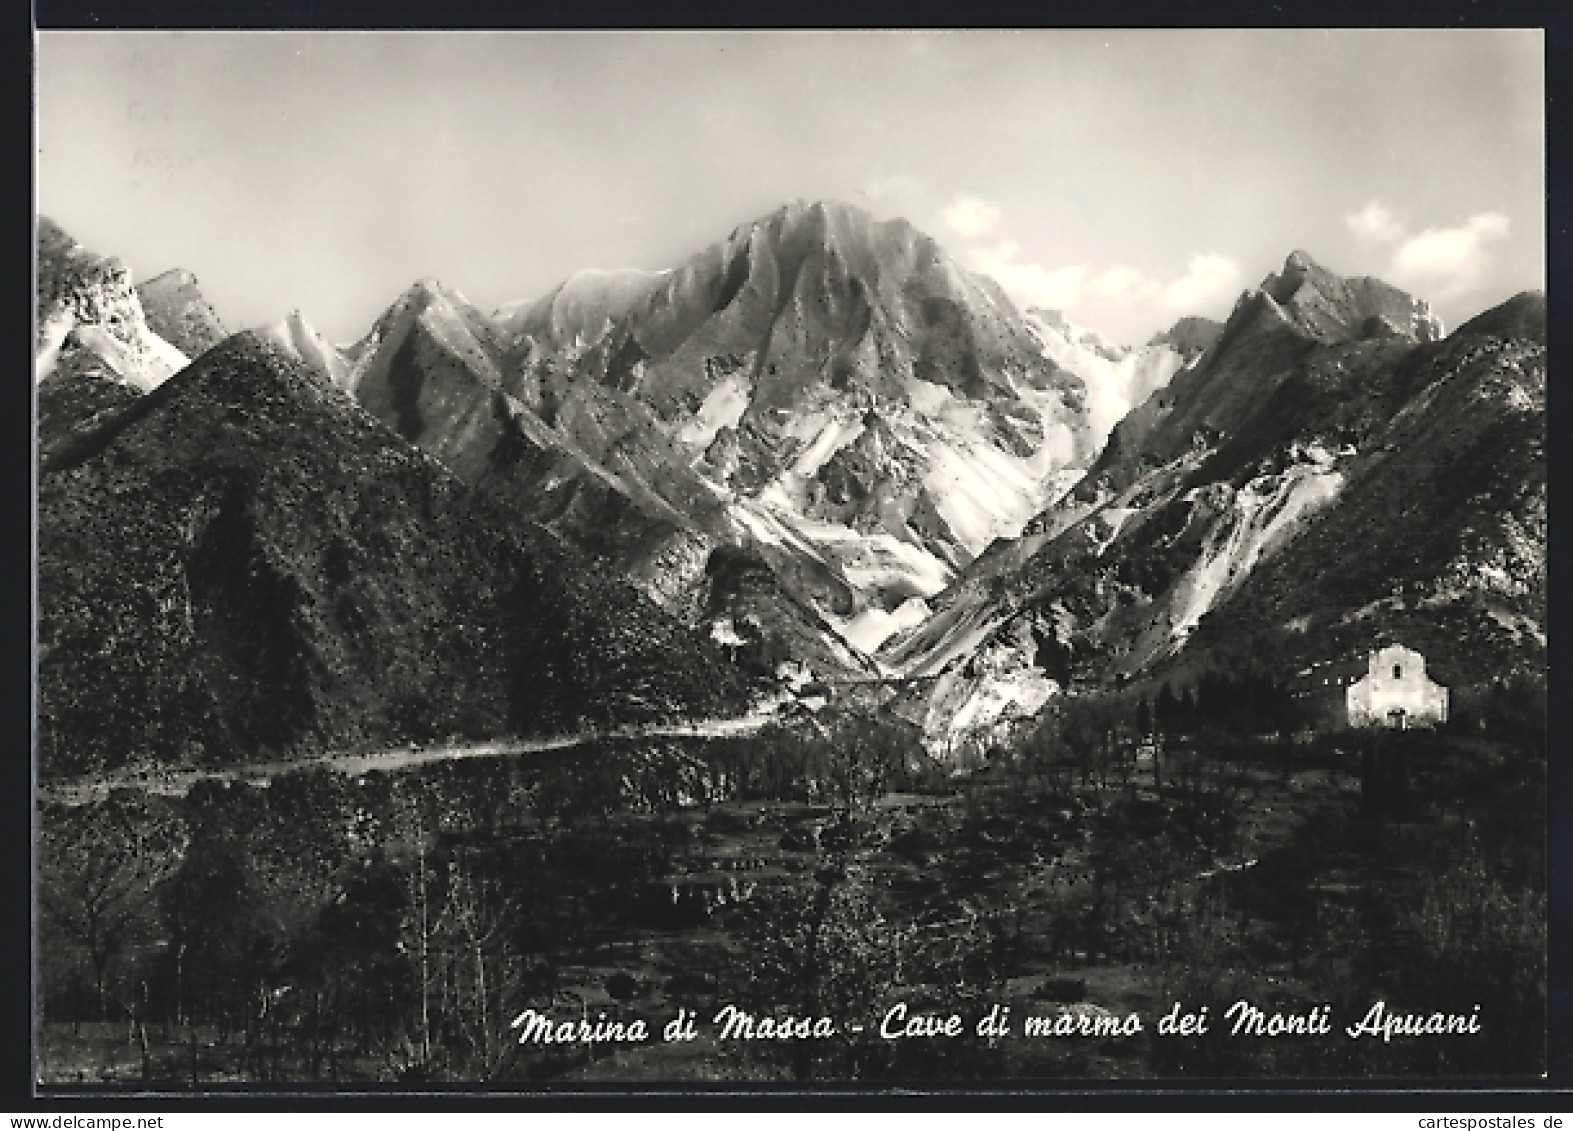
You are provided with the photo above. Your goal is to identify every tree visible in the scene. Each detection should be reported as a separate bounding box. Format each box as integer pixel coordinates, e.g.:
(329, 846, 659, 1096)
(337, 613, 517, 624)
(824, 712, 909, 817)
(280, 852, 412, 1080)
(157, 837, 255, 1031)
(428, 849, 518, 1080)
(729, 867, 910, 1080)
(1155, 681, 1179, 736)
(38, 794, 186, 1023)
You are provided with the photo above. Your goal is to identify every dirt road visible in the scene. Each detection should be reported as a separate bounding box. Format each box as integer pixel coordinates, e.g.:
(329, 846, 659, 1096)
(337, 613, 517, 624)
(37, 712, 777, 809)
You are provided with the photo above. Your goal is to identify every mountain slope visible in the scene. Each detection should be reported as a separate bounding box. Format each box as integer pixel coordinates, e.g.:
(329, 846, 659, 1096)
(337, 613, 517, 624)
(326, 277, 801, 656)
(135, 268, 229, 357)
(884, 255, 1541, 757)
(506, 198, 1093, 562)
(1185, 292, 1544, 679)
(37, 333, 751, 778)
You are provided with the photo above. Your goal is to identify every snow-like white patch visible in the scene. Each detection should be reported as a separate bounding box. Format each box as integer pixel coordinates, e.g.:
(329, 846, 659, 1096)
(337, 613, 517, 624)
(923, 650, 1058, 759)
(1287, 439, 1343, 468)
(897, 365, 1089, 557)
(70, 323, 187, 392)
(34, 313, 74, 382)
(145, 329, 189, 377)
(1025, 309, 1188, 451)
(1165, 464, 1345, 644)
(833, 597, 933, 655)
(906, 378, 954, 416)
(788, 413, 865, 480)
(727, 497, 830, 564)
(259, 312, 350, 387)
(747, 496, 953, 595)
(838, 536, 952, 599)
(727, 491, 957, 654)
(1084, 505, 1138, 555)
(921, 436, 1062, 555)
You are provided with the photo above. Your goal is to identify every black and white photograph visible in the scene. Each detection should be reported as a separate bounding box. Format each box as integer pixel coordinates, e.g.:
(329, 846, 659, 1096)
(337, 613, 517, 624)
(31, 29, 1548, 1089)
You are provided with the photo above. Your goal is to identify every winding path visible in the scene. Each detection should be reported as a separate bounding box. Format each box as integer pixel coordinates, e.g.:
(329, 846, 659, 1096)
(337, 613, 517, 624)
(37, 712, 777, 810)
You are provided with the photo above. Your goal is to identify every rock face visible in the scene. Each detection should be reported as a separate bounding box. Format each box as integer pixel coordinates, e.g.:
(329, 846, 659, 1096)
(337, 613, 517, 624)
(1263, 249, 1444, 344)
(35, 217, 191, 392)
(886, 254, 1542, 760)
(338, 199, 1097, 671)
(35, 219, 206, 470)
(325, 276, 775, 657)
(508, 199, 1093, 563)
(36, 333, 751, 777)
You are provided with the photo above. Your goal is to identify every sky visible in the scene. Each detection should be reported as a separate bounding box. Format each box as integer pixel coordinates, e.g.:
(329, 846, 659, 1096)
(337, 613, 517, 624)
(36, 30, 1545, 347)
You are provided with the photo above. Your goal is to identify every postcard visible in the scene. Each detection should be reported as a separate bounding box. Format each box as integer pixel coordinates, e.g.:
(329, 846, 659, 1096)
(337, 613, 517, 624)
(32, 28, 1548, 1092)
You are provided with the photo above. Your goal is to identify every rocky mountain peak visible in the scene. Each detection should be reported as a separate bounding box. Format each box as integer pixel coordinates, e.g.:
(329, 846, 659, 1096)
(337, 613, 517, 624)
(1272, 248, 1322, 291)
(35, 216, 190, 391)
(1255, 249, 1443, 345)
(405, 277, 455, 308)
(346, 199, 1100, 668)
(256, 310, 352, 387)
(136, 267, 228, 358)
(37, 218, 131, 334)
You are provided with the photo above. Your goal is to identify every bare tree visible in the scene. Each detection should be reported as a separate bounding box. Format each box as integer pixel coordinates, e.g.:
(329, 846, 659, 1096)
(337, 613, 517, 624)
(39, 794, 186, 1022)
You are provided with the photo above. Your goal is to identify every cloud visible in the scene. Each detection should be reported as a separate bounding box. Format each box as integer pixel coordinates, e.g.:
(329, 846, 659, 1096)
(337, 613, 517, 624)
(1158, 253, 1242, 310)
(941, 195, 1002, 239)
(1345, 200, 1406, 245)
(1088, 265, 1162, 305)
(1344, 200, 1513, 298)
(1052, 257, 1239, 314)
(935, 195, 1237, 325)
(965, 240, 1086, 311)
(1391, 212, 1510, 292)
(965, 244, 1240, 322)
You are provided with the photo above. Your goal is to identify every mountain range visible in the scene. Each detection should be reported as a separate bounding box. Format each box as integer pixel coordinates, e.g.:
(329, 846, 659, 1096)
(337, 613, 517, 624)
(32, 203, 1545, 772)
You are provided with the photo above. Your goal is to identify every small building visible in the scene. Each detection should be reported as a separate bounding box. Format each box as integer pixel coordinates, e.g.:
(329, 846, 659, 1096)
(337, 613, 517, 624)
(1346, 644, 1448, 729)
